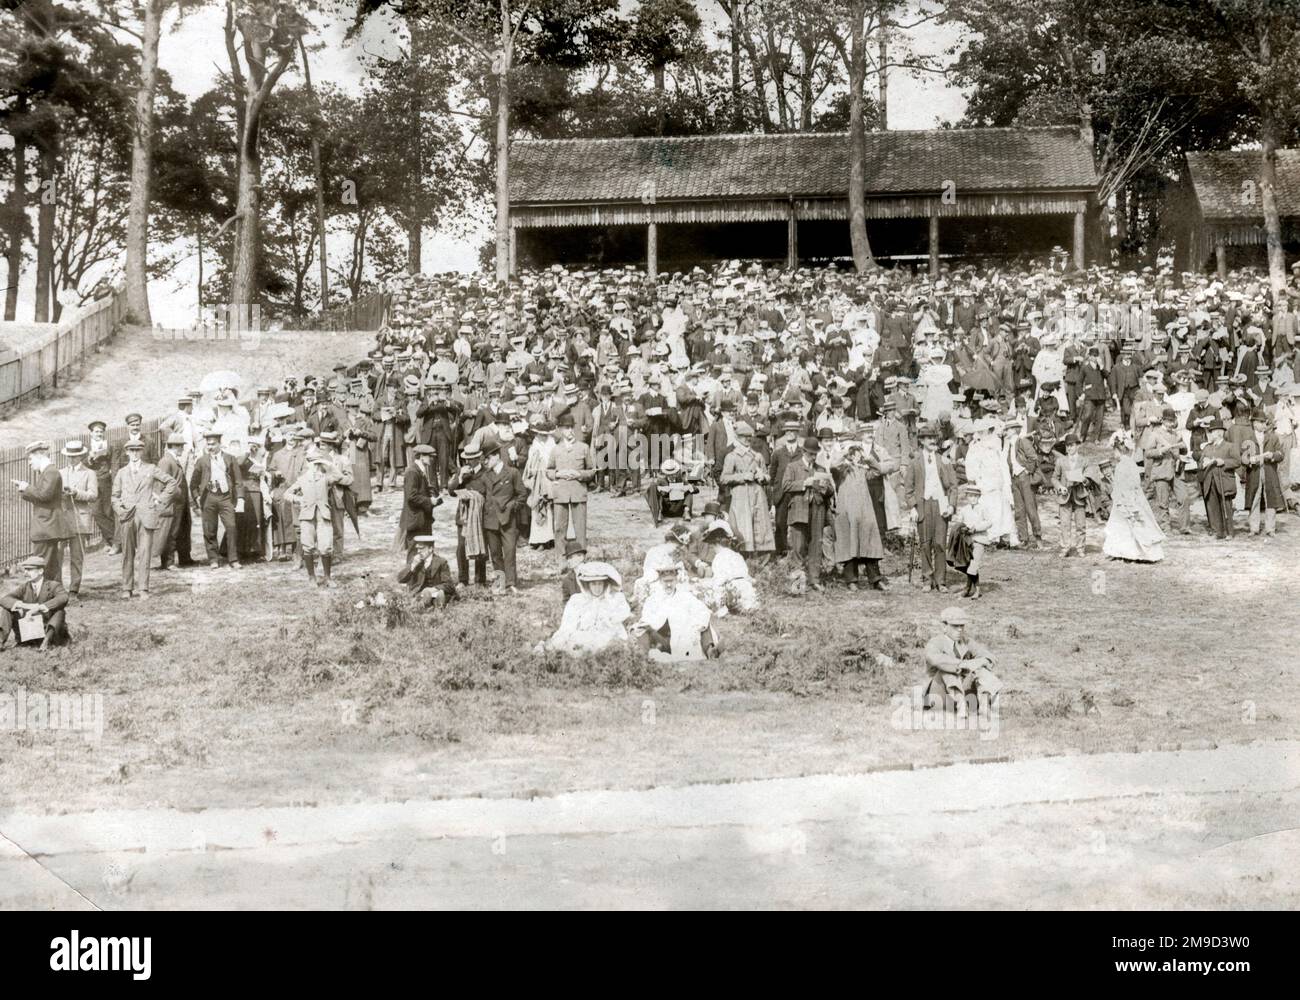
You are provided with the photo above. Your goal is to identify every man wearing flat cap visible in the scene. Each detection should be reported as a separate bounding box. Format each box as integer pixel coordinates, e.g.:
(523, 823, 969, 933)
(284, 448, 343, 587)
(157, 432, 193, 569)
(397, 535, 457, 608)
(111, 438, 178, 598)
(15, 440, 75, 585)
(924, 606, 1001, 723)
(86, 420, 116, 547)
(0, 555, 70, 651)
(395, 443, 441, 556)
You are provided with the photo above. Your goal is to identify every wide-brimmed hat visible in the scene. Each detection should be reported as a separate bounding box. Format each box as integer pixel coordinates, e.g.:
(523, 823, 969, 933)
(575, 561, 621, 587)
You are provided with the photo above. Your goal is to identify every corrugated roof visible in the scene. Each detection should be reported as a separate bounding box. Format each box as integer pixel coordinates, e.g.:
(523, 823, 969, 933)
(510, 127, 1098, 204)
(1185, 149, 1300, 220)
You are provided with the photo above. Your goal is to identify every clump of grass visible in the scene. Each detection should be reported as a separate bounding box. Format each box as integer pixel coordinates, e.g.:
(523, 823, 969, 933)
(1032, 691, 1076, 718)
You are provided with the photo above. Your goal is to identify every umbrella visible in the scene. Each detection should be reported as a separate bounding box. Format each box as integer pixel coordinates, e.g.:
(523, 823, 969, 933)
(200, 370, 242, 393)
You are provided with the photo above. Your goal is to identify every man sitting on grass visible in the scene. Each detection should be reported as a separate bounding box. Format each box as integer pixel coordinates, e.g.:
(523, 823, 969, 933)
(0, 555, 71, 652)
(923, 605, 1000, 723)
(631, 557, 721, 662)
(544, 561, 631, 657)
(397, 534, 457, 609)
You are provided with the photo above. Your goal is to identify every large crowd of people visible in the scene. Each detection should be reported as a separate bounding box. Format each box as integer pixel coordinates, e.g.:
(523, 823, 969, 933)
(9, 256, 1300, 689)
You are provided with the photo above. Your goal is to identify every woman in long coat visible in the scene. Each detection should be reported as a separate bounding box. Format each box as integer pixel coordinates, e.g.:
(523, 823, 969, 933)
(831, 442, 887, 588)
(1240, 412, 1286, 534)
(522, 423, 557, 547)
(721, 423, 774, 562)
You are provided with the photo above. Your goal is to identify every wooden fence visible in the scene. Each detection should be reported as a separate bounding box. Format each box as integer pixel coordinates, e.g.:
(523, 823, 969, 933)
(0, 418, 165, 576)
(0, 286, 127, 410)
(301, 290, 391, 332)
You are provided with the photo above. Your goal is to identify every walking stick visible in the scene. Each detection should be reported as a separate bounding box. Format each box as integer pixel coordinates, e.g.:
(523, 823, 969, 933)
(907, 528, 916, 585)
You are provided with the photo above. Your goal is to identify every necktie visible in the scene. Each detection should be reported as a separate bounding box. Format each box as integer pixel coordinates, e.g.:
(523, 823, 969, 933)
(212, 456, 229, 493)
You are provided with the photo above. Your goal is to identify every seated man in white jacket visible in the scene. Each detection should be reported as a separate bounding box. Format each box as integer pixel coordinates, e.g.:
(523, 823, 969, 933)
(632, 556, 720, 662)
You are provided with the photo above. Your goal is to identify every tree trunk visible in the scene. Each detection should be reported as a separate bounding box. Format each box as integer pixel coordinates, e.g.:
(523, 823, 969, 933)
(729, 6, 742, 129)
(877, 17, 888, 130)
(124, 0, 161, 326)
(404, 17, 423, 275)
(299, 36, 330, 305)
(35, 141, 55, 322)
(3, 97, 26, 322)
(1115, 185, 1128, 253)
(494, 14, 511, 284)
(846, 2, 875, 271)
(654, 64, 666, 135)
(1259, 113, 1287, 308)
(230, 111, 261, 308)
(197, 221, 204, 316)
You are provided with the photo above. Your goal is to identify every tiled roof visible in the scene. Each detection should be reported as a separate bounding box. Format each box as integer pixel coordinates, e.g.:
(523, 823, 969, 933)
(1185, 149, 1300, 220)
(510, 127, 1098, 204)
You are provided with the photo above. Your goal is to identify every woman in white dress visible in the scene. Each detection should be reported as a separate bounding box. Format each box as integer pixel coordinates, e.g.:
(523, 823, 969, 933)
(1103, 431, 1165, 562)
(917, 348, 954, 424)
(963, 418, 1019, 545)
(545, 562, 632, 658)
(210, 389, 251, 458)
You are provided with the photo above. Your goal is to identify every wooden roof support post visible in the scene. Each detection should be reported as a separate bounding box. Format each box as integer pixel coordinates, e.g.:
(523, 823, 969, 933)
(647, 222, 658, 283)
(928, 210, 939, 277)
(1215, 238, 1228, 279)
(787, 199, 798, 270)
(1073, 209, 1086, 271)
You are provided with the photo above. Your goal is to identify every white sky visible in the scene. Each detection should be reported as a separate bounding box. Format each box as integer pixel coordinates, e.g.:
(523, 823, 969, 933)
(9, 1, 969, 327)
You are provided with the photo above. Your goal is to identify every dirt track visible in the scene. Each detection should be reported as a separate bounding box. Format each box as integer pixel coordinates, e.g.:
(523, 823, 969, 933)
(4, 743, 1297, 909)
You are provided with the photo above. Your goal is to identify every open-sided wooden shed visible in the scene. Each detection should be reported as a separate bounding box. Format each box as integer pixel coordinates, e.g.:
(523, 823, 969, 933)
(507, 126, 1099, 276)
(1175, 149, 1300, 275)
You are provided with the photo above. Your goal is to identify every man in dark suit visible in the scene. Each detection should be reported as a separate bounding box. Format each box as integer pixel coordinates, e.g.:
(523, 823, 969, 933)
(416, 384, 461, 494)
(397, 534, 457, 608)
(0, 554, 70, 650)
(1199, 419, 1239, 539)
(1075, 349, 1108, 443)
(767, 421, 802, 556)
(901, 424, 958, 591)
(1107, 345, 1142, 428)
(590, 383, 628, 493)
(156, 433, 192, 569)
(477, 443, 527, 592)
(15, 441, 73, 583)
(189, 431, 246, 568)
(395, 444, 440, 555)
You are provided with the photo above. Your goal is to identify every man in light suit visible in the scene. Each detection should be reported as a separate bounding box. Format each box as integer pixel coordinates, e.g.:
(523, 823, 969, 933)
(546, 413, 595, 560)
(190, 430, 246, 568)
(111, 440, 178, 598)
(284, 449, 344, 587)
